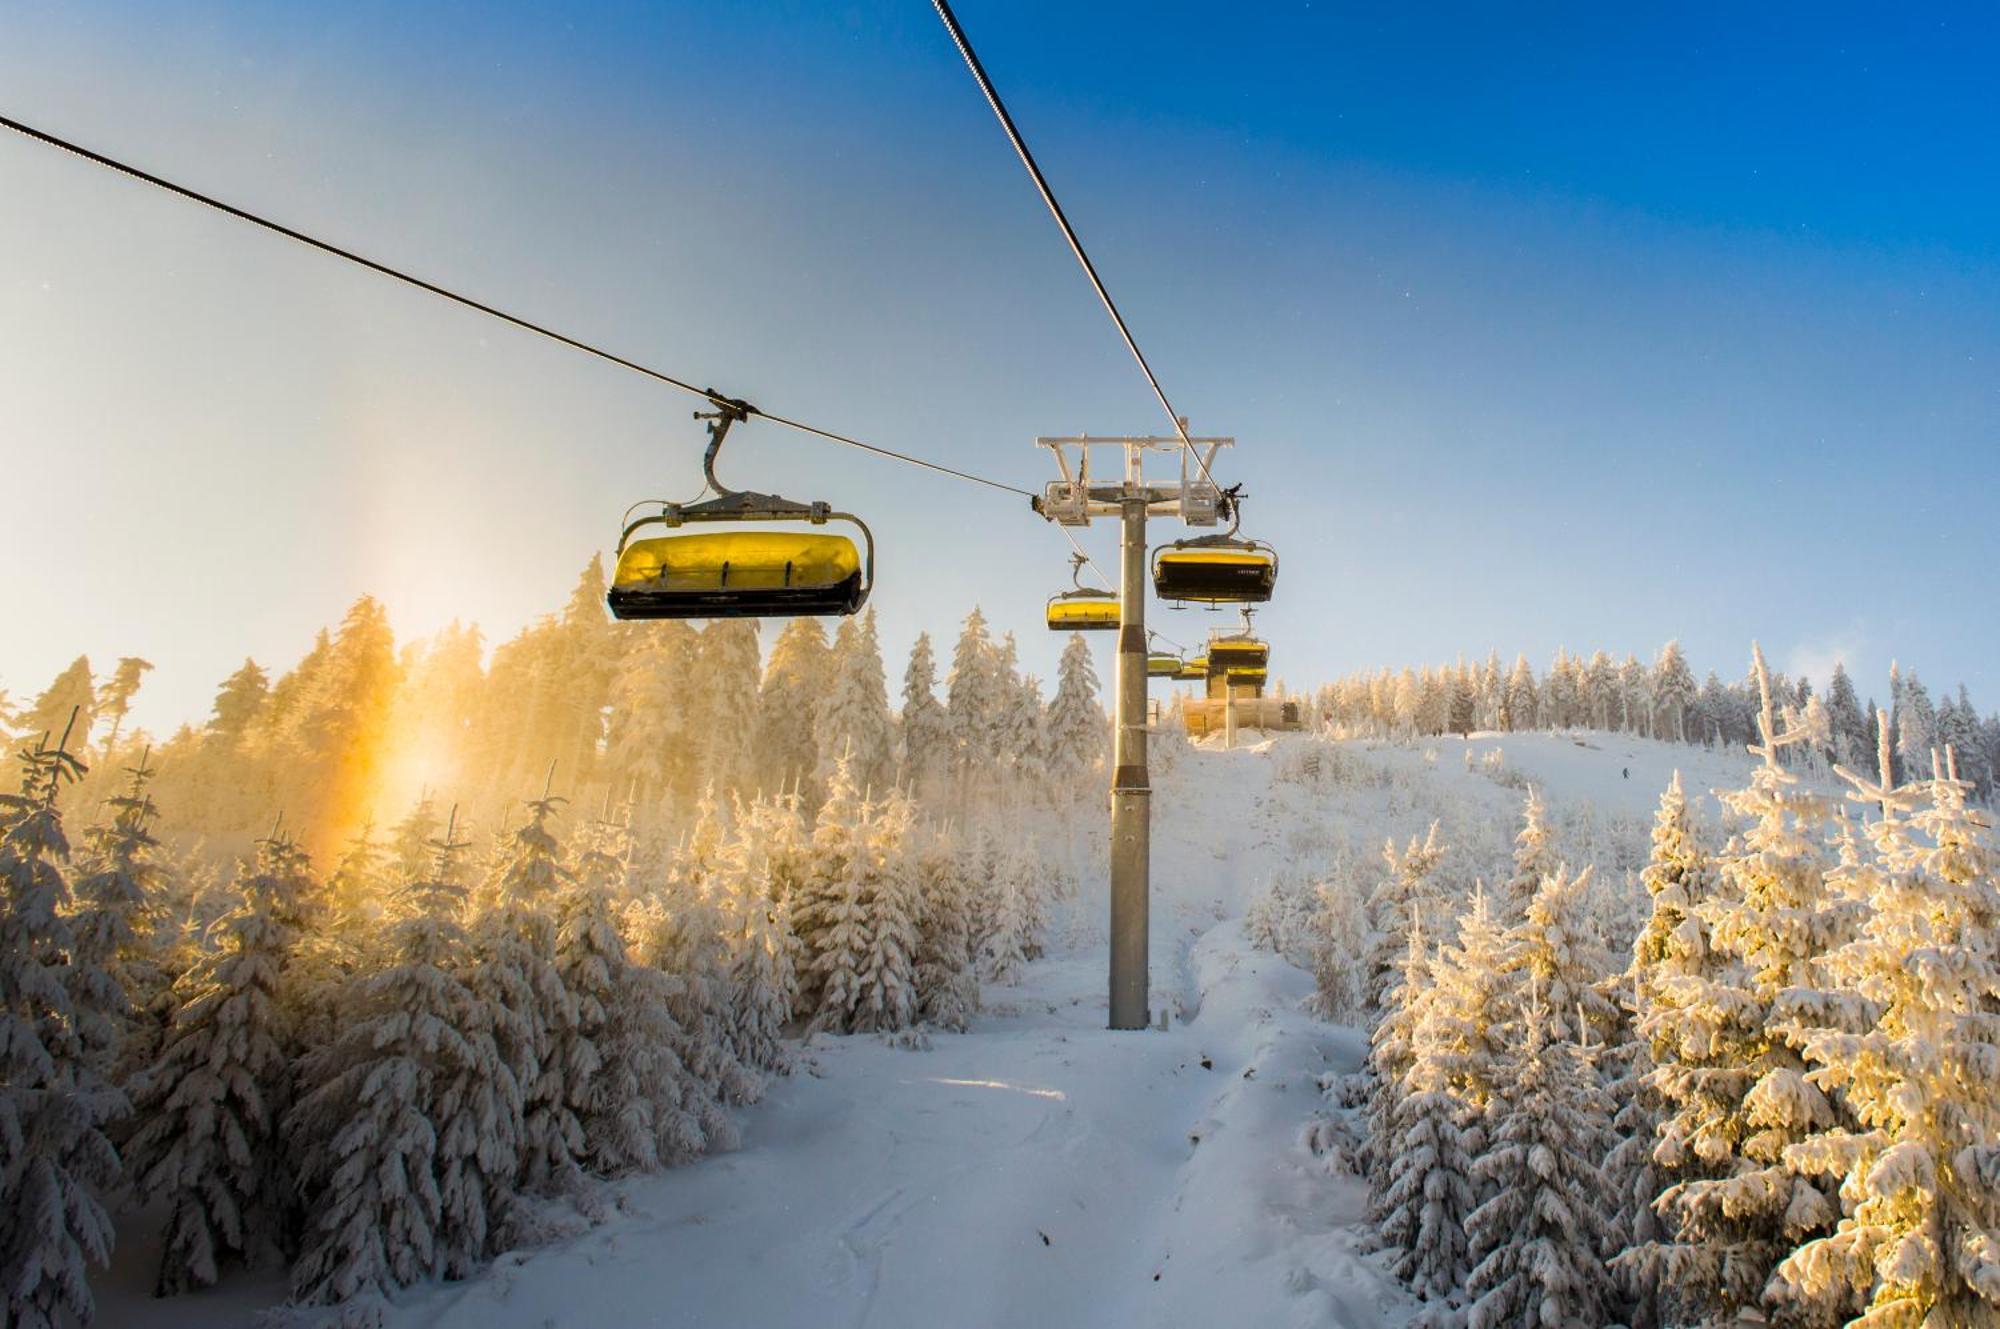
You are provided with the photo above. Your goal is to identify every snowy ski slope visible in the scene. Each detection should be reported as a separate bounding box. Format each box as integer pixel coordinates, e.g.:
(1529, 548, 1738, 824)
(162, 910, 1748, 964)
(95, 731, 1782, 1329)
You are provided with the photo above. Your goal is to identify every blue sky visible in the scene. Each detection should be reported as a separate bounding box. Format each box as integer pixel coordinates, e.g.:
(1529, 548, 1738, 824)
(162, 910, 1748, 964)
(3, 1, 1996, 734)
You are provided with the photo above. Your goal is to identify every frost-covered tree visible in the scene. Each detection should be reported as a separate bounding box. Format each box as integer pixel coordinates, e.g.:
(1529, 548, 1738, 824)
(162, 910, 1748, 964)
(1377, 940, 1477, 1305)
(1825, 663, 1868, 769)
(694, 620, 762, 796)
(817, 609, 895, 797)
(1504, 863, 1617, 1045)
(899, 632, 952, 801)
(795, 757, 878, 1027)
(1545, 647, 1581, 730)
(475, 789, 582, 1196)
(1306, 872, 1370, 1022)
(1771, 745, 2000, 1324)
(556, 822, 700, 1178)
(1464, 994, 1616, 1329)
(1651, 646, 1850, 1324)
(946, 608, 1004, 797)
(1653, 640, 1698, 745)
(601, 620, 699, 811)
(1501, 654, 1537, 733)
(1044, 633, 1104, 792)
(1368, 916, 1432, 1206)
(851, 789, 922, 1032)
(1891, 666, 1935, 786)
(981, 849, 1037, 987)
(288, 813, 523, 1311)
(718, 793, 805, 1074)
(94, 656, 153, 757)
(0, 732, 123, 1329)
(1366, 823, 1447, 1013)
(1447, 664, 1477, 737)
(126, 831, 305, 1293)
(912, 826, 978, 1031)
(1424, 885, 1514, 1121)
(999, 673, 1048, 791)
(655, 791, 763, 1114)
(71, 750, 167, 1076)
(1609, 771, 1714, 1326)
(1498, 786, 1558, 920)
(19, 657, 96, 759)
(758, 617, 831, 798)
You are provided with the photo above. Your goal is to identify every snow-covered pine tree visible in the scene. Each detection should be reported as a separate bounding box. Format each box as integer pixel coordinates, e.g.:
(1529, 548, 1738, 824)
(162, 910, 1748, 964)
(1939, 685, 1991, 797)
(288, 811, 524, 1311)
(899, 632, 952, 802)
(981, 853, 1033, 987)
(1365, 822, 1447, 1014)
(912, 824, 978, 1031)
(18, 658, 96, 764)
(1825, 663, 1868, 769)
(1607, 771, 1714, 1329)
(93, 656, 153, 758)
(1448, 663, 1478, 737)
(325, 820, 389, 933)
(1044, 632, 1104, 794)
(1464, 992, 1617, 1329)
(851, 788, 922, 1032)
(1001, 673, 1048, 795)
(1498, 786, 1557, 920)
(0, 730, 124, 1329)
(600, 619, 699, 813)
(1545, 647, 1580, 730)
(126, 828, 307, 1293)
(1503, 862, 1618, 1045)
(556, 819, 701, 1177)
(1306, 870, 1370, 1022)
(475, 786, 583, 1196)
(1653, 640, 1698, 745)
(757, 617, 831, 799)
(1892, 668, 1935, 786)
(1651, 646, 1850, 1324)
(945, 608, 1003, 800)
(694, 620, 762, 797)
(1771, 742, 2000, 1324)
(1501, 654, 1537, 733)
(1376, 934, 1477, 1306)
(1619, 653, 1652, 737)
(1367, 916, 1431, 1204)
(796, 756, 878, 1027)
(71, 749, 166, 1079)
(1422, 884, 1514, 1127)
(639, 790, 762, 1120)
(717, 793, 804, 1074)
(816, 609, 895, 798)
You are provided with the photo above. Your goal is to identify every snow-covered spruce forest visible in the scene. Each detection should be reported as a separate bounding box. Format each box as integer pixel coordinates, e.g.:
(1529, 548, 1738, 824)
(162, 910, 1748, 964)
(4, 557, 2000, 1327)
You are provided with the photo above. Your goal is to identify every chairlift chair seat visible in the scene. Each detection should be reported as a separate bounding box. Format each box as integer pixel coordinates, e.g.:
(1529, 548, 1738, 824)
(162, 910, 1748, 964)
(1205, 638, 1270, 674)
(1046, 592, 1120, 631)
(609, 530, 866, 619)
(1152, 543, 1276, 605)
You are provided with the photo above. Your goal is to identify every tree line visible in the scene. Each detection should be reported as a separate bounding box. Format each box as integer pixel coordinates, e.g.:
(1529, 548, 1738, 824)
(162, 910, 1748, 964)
(1311, 641, 1999, 801)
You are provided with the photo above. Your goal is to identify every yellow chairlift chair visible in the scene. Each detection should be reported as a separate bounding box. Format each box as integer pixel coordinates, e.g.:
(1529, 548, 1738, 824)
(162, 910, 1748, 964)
(1045, 552, 1119, 631)
(608, 397, 874, 621)
(1152, 494, 1276, 605)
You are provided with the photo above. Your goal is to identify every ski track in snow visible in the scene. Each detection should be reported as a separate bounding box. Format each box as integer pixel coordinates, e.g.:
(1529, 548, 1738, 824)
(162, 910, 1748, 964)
(94, 731, 1785, 1329)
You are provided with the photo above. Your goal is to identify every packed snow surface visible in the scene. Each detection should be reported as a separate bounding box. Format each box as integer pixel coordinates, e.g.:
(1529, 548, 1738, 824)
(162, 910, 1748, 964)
(96, 732, 1779, 1329)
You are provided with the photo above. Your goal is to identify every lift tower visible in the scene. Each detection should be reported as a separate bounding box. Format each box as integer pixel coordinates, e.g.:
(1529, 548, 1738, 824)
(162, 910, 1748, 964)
(1035, 431, 1232, 1029)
